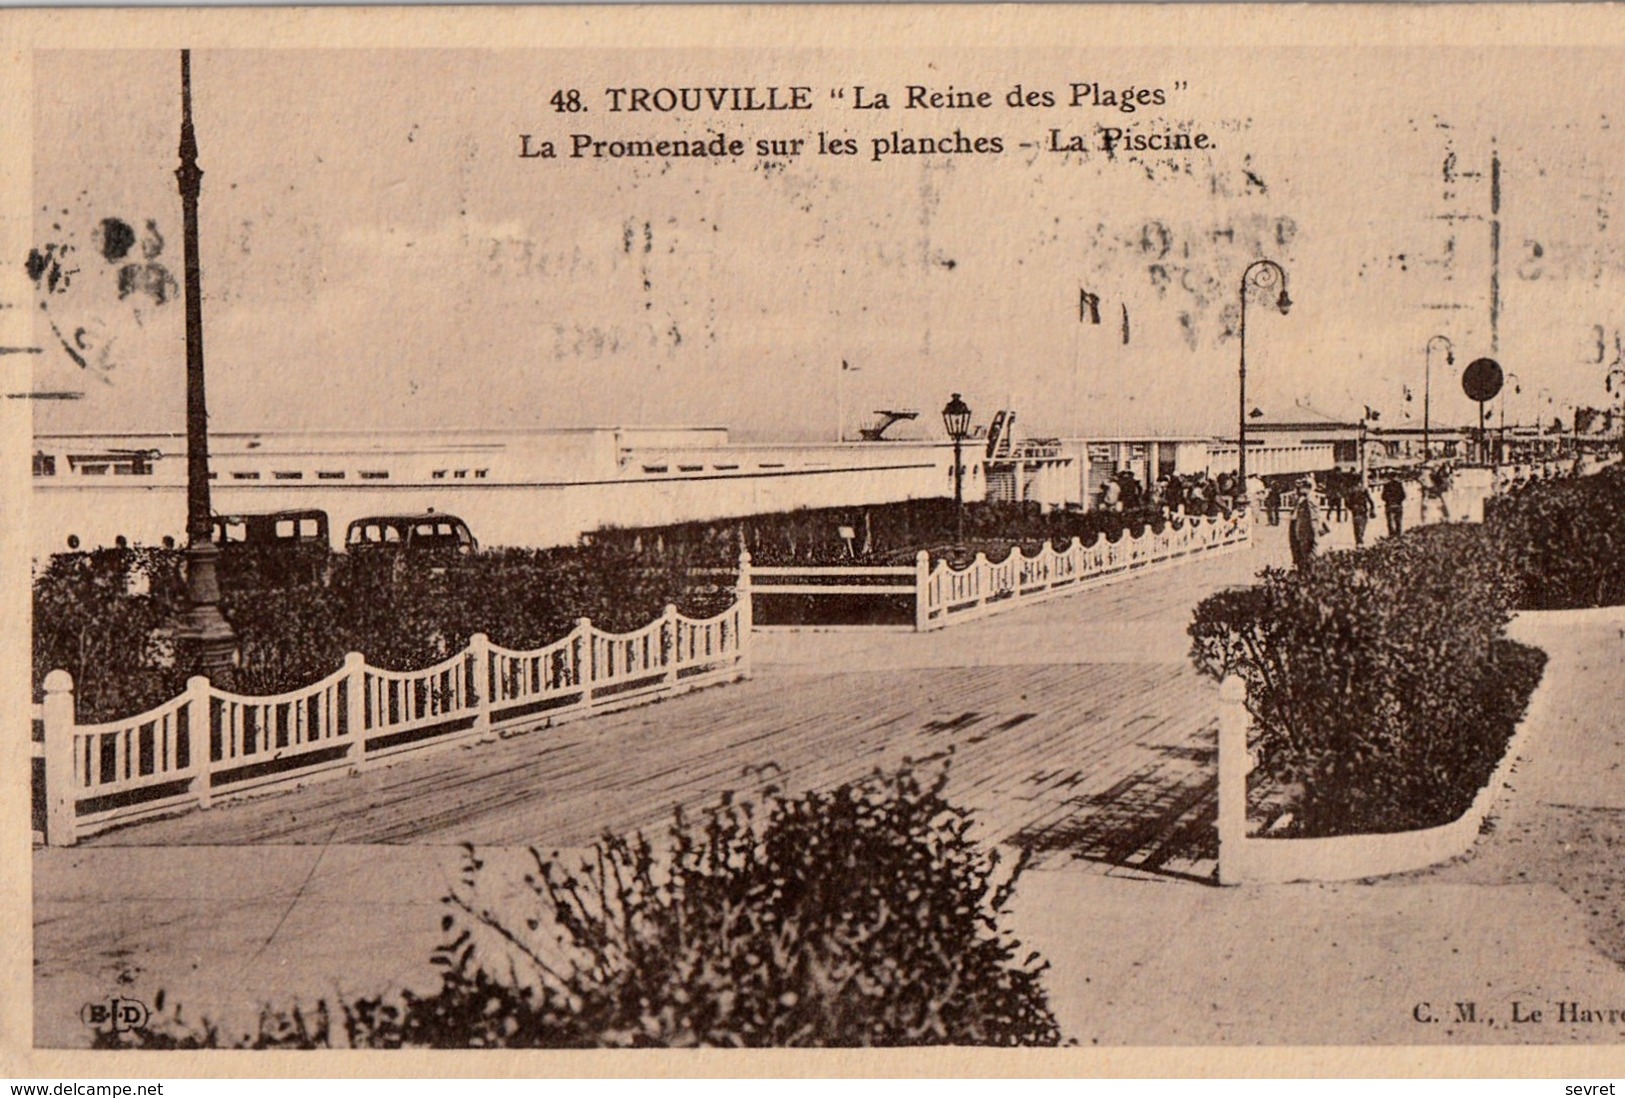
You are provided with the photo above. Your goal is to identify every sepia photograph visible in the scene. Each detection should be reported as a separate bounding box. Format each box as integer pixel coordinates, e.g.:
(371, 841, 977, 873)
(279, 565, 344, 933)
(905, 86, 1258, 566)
(6, 5, 1625, 1073)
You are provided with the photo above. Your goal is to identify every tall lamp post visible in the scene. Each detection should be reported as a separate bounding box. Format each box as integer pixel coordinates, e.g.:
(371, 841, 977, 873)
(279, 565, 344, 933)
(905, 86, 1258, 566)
(1609, 364, 1625, 460)
(1424, 335, 1453, 462)
(1501, 372, 1520, 466)
(175, 50, 237, 671)
(1237, 260, 1292, 487)
(942, 393, 972, 544)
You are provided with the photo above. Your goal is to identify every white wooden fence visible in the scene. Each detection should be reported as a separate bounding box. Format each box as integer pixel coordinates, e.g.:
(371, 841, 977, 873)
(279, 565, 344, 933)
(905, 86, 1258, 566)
(746, 511, 1252, 631)
(34, 600, 751, 846)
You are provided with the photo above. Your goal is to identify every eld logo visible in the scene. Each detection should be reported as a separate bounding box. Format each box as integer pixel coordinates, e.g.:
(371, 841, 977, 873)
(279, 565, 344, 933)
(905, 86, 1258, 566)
(80, 997, 150, 1034)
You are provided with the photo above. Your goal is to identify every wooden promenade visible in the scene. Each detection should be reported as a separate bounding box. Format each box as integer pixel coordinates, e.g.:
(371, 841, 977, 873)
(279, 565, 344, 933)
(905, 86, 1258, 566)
(87, 524, 1299, 883)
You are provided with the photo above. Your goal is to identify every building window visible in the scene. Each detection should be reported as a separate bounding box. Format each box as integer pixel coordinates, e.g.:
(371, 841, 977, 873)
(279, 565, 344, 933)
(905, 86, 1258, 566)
(274, 471, 304, 480)
(454, 469, 468, 478)
(317, 470, 345, 480)
(69, 452, 152, 475)
(32, 453, 55, 476)
(475, 469, 489, 478)
(642, 464, 669, 474)
(432, 470, 448, 479)
(359, 470, 389, 480)
(232, 471, 261, 481)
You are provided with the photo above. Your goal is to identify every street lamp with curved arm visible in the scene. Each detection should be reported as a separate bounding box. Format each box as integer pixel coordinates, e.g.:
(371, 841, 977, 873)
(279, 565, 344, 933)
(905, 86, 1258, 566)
(1238, 259, 1291, 486)
(1424, 335, 1454, 461)
(1500, 371, 1520, 465)
(1535, 386, 1556, 454)
(1608, 364, 1625, 459)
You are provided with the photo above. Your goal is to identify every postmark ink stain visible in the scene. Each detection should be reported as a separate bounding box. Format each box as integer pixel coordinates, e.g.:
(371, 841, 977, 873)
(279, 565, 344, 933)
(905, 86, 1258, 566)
(141, 219, 165, 260)
(99, 218, 136, 262)
(25, 244, 77, 295)
(117, 263, 177, 305)
(116, 219, 178, 304)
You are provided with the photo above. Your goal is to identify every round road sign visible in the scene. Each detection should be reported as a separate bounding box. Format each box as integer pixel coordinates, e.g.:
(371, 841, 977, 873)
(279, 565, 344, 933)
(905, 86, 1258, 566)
(1462, 357, 1504, 403)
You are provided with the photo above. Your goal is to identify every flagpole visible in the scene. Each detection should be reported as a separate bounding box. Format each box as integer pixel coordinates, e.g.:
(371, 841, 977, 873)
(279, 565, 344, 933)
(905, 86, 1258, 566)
(836, 360, 845, 442)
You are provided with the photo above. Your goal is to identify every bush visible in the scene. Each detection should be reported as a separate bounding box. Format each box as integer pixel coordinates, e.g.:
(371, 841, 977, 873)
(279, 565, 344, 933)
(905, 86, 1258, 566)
(33, 543, 733, 723)
(34, 496, 1211, 723)
(95, 766, 1063, 1048)
(1190, 525, 1545, 836)
(1486, 463, 1625, 609)
(590, 497, 1173, 567)
(31, 548, 190, 722)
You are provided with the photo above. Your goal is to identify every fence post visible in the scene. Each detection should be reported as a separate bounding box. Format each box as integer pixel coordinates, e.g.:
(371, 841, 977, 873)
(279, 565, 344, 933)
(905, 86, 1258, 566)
(1216, 674, 1252, 886)
(663, 605, 681, 690)
(468, 633, 492, 736)
(343, 652, 366, 774)
(974, 552, 990, 610)
(914, 550, 931, 632)
(188, 674, 215, 809)
(578, 618, 596, 709)
(42, 670, 78, 847)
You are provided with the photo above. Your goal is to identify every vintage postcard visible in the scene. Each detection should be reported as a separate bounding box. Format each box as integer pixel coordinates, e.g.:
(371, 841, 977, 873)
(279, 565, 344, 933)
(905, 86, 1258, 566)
(6, 3, 1625, 1078)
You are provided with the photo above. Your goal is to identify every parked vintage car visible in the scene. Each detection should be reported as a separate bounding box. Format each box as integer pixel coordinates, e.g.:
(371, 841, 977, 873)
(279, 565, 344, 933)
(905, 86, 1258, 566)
(344, 512, 478, 554)
(211, 509, 330, 548)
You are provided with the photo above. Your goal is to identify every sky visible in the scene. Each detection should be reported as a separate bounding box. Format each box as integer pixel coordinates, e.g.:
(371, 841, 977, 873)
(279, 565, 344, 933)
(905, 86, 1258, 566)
(26, 45, 1625, 442)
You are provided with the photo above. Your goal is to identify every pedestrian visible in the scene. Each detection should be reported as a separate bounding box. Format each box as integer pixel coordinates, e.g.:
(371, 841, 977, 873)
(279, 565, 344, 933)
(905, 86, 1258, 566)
(1426, 462, 1455, 523)
(1288, 477, 1328, 569)
(1349, 477, 1375, 547)
(1246, 473, 1268, 517)
(1381, 475, 1406, 538)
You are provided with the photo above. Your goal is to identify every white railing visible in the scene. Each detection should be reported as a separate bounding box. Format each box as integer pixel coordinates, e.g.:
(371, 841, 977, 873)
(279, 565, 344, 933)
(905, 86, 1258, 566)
(740, 511, 1251, 631)
(36, 599, 751, 846)
(919, 510, 1252, 629)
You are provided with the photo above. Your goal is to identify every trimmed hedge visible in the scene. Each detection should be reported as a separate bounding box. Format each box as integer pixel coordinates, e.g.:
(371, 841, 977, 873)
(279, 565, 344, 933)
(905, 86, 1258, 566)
(590, 497, 1177, 567)
(33, 544, 731, 724)
(33, 496, 1206, 723)
(1486, 462, 1625, 610)
(94, 766, 1062, 1048)
(1189, 463, 1625, 836)
(1190, 525, 1546, 836)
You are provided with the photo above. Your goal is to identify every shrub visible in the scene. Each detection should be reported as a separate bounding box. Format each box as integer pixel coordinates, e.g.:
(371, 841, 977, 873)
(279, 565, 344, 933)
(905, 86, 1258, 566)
(33, 543, 732, 723)
(95, 766, 1063, 1048)
(590, 497, 1173, 566)
(1190, 525, 1545, 836)
(31, 548, 190, 722)
(34, 496, 1214, 723)
(1486, 463, 1625, 610)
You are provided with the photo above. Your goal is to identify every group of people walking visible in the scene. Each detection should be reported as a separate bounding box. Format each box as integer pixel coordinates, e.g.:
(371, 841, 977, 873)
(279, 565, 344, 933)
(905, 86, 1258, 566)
(1283, 466, 1447, 569)
(1098, 469, 1246, 519)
